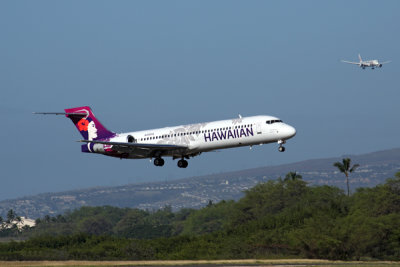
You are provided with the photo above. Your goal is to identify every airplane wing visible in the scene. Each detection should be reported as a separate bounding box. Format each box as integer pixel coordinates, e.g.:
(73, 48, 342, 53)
(341, 60, 360, 65)
(380, 61, 391, 64)
(79, 140, 188, 155)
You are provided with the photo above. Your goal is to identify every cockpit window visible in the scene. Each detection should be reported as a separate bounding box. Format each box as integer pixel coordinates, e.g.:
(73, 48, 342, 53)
(266, 120, 282, 124)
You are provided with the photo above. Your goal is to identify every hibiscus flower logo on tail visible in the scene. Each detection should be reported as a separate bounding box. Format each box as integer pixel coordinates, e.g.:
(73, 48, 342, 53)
(77, 118, 89, 132)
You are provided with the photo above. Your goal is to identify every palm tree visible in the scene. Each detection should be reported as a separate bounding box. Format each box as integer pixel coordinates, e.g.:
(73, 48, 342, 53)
(333, 158, 360, 196)
(284, 171, 303, 181)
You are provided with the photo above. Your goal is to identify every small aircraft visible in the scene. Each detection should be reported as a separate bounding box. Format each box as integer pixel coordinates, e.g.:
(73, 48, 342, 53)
(34, 106, 296, 168)
(341, 54, 391, 69)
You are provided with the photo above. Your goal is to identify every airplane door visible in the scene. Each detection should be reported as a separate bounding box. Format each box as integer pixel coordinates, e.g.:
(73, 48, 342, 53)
(256, 123, 262, 134)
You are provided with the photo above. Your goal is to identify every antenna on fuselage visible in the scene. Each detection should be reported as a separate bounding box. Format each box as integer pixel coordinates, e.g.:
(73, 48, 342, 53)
(238, 114, 242, 119)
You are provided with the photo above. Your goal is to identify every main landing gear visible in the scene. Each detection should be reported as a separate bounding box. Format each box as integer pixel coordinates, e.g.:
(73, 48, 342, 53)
(153, 157, 189, 168)
(177, 159, 188, 168)
(278, 140, 286, 152)
(154, 157, 165, 167)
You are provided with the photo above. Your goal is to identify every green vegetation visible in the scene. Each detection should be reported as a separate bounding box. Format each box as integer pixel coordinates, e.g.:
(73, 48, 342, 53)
(1, 171, 400, 261)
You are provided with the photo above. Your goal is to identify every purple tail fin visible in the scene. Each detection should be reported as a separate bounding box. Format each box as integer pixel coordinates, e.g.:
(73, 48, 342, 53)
(64, 106, 115, 140)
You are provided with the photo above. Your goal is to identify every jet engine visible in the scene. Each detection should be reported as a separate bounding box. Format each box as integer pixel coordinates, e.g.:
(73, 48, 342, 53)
(92, 143, 105, 153)
(127, 135, 136, 143)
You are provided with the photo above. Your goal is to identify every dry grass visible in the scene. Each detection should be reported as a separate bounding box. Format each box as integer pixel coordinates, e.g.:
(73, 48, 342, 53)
(0, 259, 400, 267)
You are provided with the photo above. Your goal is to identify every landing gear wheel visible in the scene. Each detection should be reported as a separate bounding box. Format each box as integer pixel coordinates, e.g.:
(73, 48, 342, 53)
(278, 146, 285, 152)
(177, 159, 188, 168)
(154, 158, 165, 166)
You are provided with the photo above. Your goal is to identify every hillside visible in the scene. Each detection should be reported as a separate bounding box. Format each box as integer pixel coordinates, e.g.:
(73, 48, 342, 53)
(1, 148, 400, 219)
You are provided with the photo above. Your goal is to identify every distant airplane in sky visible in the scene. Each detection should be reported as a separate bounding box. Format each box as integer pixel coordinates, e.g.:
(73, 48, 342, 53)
(341, 54, 391, 69)
(35, 106, 296, 168)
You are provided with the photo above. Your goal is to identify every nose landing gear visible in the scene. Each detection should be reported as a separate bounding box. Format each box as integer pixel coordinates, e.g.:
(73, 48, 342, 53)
(278, 140, 286, 152)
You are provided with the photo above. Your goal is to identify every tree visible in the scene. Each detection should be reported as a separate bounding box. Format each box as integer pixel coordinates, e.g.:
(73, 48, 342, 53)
(284, 171, 302, 181)
(333, 158, 359, 196)
(79, 216, 113, 235)
(7, 209, 15, 223)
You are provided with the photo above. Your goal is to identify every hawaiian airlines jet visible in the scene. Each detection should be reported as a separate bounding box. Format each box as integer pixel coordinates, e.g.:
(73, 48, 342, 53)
(35, 106, 296, 168)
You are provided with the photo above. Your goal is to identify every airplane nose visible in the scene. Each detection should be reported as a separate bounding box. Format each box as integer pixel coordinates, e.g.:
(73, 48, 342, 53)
(284, 125, 296, 139)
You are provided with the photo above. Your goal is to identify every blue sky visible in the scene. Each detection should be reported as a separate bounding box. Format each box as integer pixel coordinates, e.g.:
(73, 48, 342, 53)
(1, 1, 399, 201)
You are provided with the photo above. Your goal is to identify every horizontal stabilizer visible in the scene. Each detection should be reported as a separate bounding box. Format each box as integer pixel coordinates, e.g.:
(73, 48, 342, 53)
(33, 112, 87, 116)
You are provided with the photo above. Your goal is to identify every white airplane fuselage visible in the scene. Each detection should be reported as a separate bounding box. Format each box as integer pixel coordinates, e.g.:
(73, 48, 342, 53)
(105, 115, 296, 160)
(360, 60, 382, 69)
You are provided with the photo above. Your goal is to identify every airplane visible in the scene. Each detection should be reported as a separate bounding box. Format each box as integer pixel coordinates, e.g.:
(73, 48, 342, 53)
(341, 54, 391, 69)
(34, 106, 296, 168)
